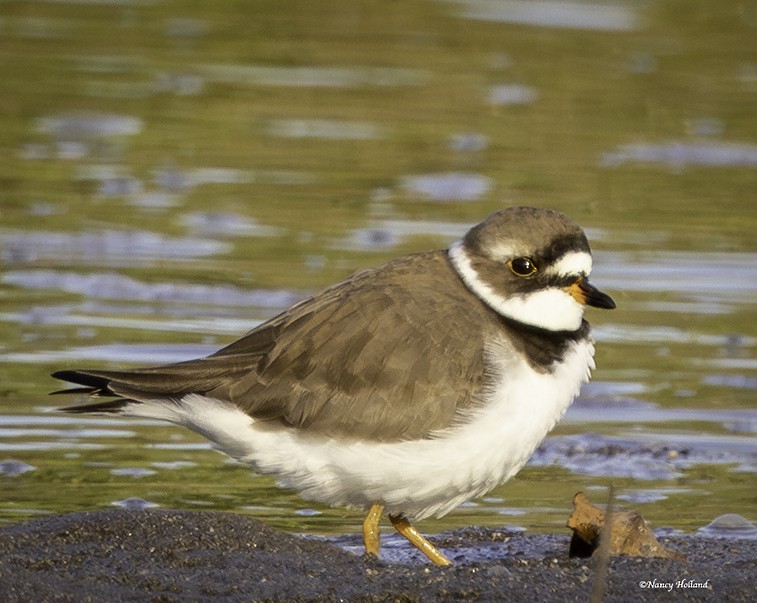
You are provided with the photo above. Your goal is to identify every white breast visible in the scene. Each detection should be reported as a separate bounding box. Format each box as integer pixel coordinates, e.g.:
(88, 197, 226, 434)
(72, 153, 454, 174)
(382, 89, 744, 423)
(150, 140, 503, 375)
(125, 336, 595, 521)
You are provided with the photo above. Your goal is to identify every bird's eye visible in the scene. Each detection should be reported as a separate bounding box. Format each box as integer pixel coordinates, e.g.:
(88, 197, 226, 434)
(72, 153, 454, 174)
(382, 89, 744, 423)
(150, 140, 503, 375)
(509, 257, 537, 276)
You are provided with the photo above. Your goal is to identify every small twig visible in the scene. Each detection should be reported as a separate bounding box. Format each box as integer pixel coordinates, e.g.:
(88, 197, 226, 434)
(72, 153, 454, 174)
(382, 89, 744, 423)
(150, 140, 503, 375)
(589, 483, 615, 603)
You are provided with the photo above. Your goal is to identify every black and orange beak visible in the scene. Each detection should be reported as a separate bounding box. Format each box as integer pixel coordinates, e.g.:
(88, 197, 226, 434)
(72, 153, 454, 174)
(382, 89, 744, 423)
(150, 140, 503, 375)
(567, 278, 616, 309)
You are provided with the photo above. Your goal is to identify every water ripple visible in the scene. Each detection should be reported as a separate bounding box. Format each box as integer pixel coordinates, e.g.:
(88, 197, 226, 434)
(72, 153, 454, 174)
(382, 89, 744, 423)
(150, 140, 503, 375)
(0, 230, 229, 264)
(1, 270, 300, 308)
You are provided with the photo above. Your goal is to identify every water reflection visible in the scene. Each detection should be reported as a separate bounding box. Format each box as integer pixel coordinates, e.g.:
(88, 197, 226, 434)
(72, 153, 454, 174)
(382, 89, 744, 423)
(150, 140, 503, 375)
(110, 467, 157, 478)
(601, 141, 757, 169)
(180, 212, 283, 238)
(333, 218, 470, 251)
(565, 401, 757, 433)
(197, 64, 428, 88)
(449, 132, 489, 153)
(1, 0, 754, 535)
(1, 344, 220, 366)
(617, 488, 699, 504)
(531, 432, 755, 480)
(112, 497, 160, 510)
(36, 113, 143, 139)
(0, 231, 230, 264)
(0, 459, 37, 477)
(0, 428, 135, 439)
(266, 119, 384, 140)
(592, 252, 757, 298)
(2, 270, 299, 308)
(401, 172, 493, 202)
(448, 0, 639, 31)
(488, 84, 538, 106)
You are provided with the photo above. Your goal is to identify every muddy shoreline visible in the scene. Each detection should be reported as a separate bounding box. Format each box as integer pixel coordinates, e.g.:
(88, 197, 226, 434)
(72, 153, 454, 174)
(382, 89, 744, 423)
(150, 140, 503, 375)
(0, 509, 752, 602)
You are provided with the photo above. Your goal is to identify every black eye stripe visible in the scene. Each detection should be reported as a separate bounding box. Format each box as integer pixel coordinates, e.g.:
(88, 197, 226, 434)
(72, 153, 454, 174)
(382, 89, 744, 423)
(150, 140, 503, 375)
(540, 234, 591, 264)
(549, 274, 580, 288)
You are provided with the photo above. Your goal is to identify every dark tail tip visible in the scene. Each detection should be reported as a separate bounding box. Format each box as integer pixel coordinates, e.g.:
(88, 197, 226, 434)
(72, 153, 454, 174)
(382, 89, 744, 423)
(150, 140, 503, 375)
(59, 399, 131, 414)
(51, 370, 126, 413)
(51, 369, 117, 398)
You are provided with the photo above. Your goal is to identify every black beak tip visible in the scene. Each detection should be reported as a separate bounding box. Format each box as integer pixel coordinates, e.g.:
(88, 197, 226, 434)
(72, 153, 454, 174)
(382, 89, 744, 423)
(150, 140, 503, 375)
(592, 289, 616, 310)
(581, 281, 616, 310)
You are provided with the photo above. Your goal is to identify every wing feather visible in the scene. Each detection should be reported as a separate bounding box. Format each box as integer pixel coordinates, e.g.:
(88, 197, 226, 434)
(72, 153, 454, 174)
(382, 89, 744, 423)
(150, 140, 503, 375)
(54, 251, 496, 441)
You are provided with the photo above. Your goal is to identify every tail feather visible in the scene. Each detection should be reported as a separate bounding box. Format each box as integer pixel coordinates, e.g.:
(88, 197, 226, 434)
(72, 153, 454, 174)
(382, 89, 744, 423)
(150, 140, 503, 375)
(51, 370, 117, 396)
(58, 398, 132, 414)
(52, 369, 134, 413)
(51, 352, 261, 414)
(52, 368, 196, 423)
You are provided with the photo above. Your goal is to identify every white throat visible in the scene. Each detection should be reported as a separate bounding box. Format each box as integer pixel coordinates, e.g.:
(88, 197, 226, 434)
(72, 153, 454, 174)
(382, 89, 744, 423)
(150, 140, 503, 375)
(447, 241, 586, 332)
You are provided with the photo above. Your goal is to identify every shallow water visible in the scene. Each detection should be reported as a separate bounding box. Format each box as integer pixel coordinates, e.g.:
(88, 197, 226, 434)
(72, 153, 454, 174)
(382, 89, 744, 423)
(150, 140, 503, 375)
(0, 1, 754, 538)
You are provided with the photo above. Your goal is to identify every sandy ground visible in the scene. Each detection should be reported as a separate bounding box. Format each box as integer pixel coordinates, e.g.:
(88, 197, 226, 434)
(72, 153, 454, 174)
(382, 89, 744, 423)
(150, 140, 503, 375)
(0, 509, 752, 602)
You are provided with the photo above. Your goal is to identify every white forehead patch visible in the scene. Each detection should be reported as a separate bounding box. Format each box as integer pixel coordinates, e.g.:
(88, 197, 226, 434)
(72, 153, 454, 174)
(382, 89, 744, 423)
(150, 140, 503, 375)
(486, 241, 523, 262)
(548, 251, 593, 277)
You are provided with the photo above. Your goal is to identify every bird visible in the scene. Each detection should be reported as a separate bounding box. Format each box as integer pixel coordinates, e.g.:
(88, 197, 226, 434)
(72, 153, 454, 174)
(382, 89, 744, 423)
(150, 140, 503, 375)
(52, 205, 615, 566)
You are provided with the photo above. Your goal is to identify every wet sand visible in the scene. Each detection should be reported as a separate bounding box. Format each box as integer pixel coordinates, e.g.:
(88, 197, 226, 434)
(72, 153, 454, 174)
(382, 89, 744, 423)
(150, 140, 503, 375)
(0, 509, 752, 602)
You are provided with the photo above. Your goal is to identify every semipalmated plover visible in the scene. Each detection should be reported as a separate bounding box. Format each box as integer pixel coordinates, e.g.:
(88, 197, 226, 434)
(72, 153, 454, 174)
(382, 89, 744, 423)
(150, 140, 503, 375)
(53, 206, 615, 566)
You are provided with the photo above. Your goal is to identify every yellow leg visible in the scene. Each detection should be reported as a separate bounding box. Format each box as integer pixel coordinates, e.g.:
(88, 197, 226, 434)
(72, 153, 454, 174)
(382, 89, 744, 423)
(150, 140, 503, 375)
(362, 502, 384, 558)
(389, 514, 452, 566)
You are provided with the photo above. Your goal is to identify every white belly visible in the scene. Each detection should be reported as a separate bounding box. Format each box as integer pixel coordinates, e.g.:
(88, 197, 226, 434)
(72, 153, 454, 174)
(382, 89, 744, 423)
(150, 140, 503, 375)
(129, 338, 595, 520)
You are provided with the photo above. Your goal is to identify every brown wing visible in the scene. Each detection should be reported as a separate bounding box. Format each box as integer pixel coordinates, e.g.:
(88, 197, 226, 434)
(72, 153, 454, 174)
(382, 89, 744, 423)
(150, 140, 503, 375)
(219, 252, 491, 440)
(55, 251, 493, 442)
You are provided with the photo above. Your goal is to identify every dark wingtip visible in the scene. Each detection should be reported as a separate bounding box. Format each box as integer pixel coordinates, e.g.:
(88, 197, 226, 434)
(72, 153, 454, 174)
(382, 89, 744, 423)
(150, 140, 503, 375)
(51, 370, 73, 380)
(59, 399, 131, 414)
(51, 369, 116, 395)
(51, 369, 126, 413)
(49, 387, 99, 396)
(52, 369, 107, 386)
